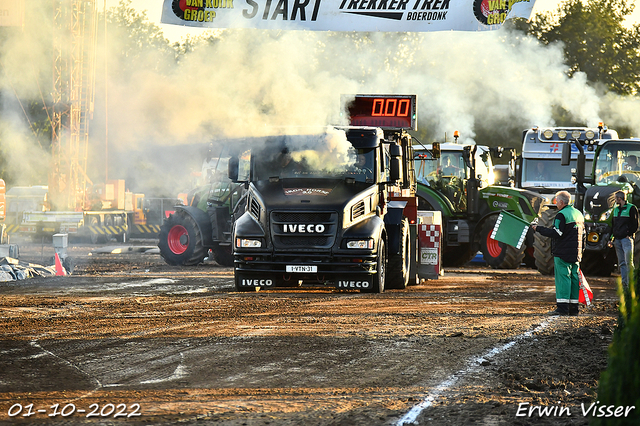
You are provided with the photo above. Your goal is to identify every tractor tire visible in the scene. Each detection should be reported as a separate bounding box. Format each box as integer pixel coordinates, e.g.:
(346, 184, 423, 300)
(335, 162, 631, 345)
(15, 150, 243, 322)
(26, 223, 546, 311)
(387, 219, 410, 289)
(533, 209, 556, 276)
(158, 210, 207, 266)
(480, 216, 525, 269)
(213, 245, 234, 267)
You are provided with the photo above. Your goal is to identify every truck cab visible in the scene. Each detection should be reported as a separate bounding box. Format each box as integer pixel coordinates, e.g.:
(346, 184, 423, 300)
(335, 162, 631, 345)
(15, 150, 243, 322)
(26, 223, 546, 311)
(229, 126, 414, 292)
(519, 126, 618, 195)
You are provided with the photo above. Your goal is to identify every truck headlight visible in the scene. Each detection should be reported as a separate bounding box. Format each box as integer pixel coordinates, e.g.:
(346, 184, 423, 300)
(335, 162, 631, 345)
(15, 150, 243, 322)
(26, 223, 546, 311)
(347, 239, 374, 249)
(584, 212, 592, 221)
(236, 238, 262, 248)
(599, 209, 612, 221)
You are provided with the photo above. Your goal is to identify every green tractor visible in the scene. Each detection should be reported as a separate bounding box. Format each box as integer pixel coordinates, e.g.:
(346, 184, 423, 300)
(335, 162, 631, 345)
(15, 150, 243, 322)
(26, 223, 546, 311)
(157, 146, 246, 267)
(414, 134, 548, 269)
(562, 137, 640, 276)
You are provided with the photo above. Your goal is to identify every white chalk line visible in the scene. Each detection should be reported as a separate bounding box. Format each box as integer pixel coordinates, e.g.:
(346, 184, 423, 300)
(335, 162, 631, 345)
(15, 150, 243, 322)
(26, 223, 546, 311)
(396, 318, 556, 425)
(140, 352, 188, 384)
(30, 340, 103, 401)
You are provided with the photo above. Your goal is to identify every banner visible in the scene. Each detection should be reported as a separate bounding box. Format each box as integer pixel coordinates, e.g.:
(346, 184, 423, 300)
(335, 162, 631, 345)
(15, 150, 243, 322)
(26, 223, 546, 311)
(161, 0, 537, 32)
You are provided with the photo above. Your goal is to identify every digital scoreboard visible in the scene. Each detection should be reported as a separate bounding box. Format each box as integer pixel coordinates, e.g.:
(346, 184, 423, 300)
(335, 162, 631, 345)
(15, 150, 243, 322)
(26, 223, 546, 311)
(344, 94, 417, 130)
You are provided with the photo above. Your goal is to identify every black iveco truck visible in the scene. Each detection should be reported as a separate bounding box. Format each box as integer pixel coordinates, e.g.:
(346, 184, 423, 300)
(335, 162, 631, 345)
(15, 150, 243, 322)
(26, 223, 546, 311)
(228, 121, 421, 293)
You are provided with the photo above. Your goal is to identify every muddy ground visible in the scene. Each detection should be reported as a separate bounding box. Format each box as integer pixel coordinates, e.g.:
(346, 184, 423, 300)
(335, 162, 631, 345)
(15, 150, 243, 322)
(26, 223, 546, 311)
(0, 240, 624, 425)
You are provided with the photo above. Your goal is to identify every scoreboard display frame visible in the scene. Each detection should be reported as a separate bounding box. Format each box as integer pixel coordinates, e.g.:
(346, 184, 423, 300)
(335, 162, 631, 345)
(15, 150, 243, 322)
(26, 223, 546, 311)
(344, 94, 417, 130)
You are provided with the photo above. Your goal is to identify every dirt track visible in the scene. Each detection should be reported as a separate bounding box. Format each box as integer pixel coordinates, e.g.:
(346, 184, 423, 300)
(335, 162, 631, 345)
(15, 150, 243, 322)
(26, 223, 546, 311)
(0, 241, 622, 425)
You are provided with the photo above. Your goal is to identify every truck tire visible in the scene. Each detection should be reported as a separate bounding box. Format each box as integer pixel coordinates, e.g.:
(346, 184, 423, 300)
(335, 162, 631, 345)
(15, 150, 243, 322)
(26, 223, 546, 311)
(158, 210, 206, 266)
(387, 219, 410, 289)
(480, 216, 525, 269)
(366, 238, 386, 293)
(533, 209, 556, 275)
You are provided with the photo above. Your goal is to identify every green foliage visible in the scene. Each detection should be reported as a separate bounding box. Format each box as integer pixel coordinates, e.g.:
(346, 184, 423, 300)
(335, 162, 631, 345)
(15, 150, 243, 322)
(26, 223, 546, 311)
(529, 0, 640, 95)
(105, 0, 177, 77)
(592, 269, 640, 425)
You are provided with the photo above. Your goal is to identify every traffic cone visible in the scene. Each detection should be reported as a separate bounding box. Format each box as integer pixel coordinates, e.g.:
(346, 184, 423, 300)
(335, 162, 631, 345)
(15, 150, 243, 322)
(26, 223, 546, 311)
(54, 252, 67, 276)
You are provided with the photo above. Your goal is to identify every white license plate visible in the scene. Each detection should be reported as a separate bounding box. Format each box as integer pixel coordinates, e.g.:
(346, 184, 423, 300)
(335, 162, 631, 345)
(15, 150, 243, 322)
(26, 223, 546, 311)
(286, 265, 317, 273)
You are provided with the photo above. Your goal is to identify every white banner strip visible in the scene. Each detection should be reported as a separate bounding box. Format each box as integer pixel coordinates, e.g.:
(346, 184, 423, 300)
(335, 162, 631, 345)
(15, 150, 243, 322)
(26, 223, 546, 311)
(161, 0, 537, 32)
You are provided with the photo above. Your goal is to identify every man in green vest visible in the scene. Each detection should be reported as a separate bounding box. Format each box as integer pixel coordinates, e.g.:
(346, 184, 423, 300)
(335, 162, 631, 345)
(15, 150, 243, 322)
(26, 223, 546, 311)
(532, 190, 585, 316)
(610, 191, 639, 289)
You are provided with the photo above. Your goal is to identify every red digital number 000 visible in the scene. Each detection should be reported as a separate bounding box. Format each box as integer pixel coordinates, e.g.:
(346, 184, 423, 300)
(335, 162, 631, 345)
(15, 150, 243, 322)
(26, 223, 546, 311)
(371, 98, 410, 117)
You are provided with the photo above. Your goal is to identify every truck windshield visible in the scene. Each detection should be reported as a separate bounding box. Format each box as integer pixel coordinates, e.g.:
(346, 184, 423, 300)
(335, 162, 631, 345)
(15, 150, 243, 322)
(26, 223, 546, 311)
(522, 158, 592, 187)
(594, 142, 640, 185)
(252, 133, 376, 183)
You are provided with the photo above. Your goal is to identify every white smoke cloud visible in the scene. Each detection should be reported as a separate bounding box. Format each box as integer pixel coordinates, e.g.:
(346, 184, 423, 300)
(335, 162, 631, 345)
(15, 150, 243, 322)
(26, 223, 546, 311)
(101, 27, 613, 153)
(2, 5, 640, 196)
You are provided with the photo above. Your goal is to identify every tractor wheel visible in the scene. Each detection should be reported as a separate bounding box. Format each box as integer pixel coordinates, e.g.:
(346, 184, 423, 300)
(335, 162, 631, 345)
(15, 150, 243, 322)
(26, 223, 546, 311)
(533, 209, 556, 276)
(480, 216, 525, 269)
(387, 219, 410, 289)
(158, 210, 207, 266)
(213, 245, 234, 267)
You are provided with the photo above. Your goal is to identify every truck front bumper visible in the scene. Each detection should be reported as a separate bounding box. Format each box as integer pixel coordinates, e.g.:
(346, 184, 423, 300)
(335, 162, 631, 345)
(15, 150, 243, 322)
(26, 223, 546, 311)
(234, 250, 378, 285)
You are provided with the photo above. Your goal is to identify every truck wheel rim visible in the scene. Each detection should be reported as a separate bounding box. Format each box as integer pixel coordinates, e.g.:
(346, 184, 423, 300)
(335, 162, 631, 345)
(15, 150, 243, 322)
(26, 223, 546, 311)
(168, 225, 189, 254)
(486, 234, 502, 258)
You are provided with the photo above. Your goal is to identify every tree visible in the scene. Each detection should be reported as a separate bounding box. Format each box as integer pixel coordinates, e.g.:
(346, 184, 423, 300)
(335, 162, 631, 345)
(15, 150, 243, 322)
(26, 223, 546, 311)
(528, 0, 640, 95)
(104, 0, 177, 77)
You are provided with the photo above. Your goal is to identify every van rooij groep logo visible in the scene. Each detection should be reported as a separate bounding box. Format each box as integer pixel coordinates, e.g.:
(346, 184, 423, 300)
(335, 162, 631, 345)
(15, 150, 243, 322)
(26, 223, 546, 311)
(172, 0, 233, 23)
(473, 0, 529, 26)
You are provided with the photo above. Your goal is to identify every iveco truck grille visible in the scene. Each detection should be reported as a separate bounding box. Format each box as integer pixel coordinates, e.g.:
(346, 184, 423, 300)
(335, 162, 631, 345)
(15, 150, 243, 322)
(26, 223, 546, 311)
(271, 211, 337, 249)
